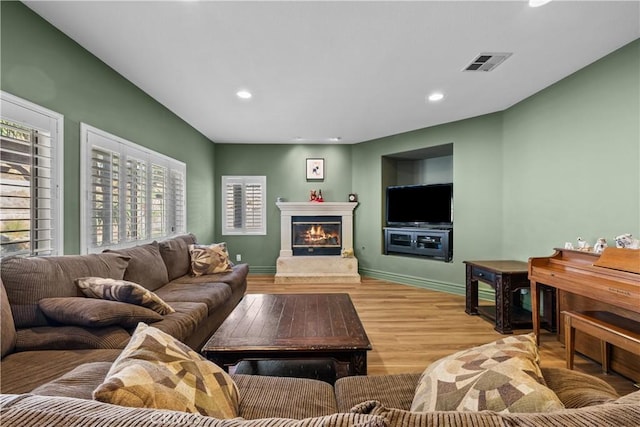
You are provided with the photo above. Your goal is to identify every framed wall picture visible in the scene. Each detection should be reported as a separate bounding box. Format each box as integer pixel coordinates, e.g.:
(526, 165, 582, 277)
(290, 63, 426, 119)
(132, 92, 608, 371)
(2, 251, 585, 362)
(306, 158, 324, 181)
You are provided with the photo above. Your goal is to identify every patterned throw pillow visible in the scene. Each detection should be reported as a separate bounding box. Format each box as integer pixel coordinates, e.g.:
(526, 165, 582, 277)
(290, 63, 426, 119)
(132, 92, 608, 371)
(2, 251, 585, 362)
(93, 323, 239, 418)
(189, 243, 233, 276)
(410, 333, 564, 413)
(76, 277, 175, 315)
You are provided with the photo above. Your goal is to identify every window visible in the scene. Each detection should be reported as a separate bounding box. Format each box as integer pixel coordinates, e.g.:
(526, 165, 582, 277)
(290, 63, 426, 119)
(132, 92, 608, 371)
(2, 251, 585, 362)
(222, 176, 266, 235)
(80, 123, 186, 253)
(0, 92, 63, 258)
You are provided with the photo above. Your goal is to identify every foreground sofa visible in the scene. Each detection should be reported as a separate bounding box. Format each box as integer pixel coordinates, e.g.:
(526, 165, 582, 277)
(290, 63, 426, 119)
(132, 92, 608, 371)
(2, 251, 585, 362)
(0, 234, 248, 394)
(1, 365, 639, 426)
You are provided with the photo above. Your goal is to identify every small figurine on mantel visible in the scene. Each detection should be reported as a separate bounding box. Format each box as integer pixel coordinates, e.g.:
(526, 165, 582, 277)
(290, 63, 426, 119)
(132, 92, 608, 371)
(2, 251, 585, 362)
(309, 189, 324, 202)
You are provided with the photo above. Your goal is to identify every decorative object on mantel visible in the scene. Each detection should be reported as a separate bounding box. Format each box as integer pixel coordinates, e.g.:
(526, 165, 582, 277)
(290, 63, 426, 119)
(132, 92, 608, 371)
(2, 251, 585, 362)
(341, 248, 354, 258)
(564, 241, 574, 250)
(614, 233, 640, 249)
(593, 238, 608, 254)
(306, 158, 324, 181)
(309, 189, 324, 202)
(348, 193, 357, 202)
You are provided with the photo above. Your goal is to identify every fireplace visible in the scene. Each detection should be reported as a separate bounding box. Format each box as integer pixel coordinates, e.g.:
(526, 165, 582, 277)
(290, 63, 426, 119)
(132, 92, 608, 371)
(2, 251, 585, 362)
(275, 202, 360, 283)
(292, 216, 341, 256)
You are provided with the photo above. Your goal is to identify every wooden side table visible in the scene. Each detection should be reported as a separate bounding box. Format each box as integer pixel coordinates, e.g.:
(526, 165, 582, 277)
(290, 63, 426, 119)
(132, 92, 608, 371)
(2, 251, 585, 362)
(464, 260, 532, 334)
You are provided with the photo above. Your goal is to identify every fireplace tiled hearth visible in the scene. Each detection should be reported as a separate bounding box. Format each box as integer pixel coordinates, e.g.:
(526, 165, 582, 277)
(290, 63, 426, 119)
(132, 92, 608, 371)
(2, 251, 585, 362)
(275, 202, 360, 283)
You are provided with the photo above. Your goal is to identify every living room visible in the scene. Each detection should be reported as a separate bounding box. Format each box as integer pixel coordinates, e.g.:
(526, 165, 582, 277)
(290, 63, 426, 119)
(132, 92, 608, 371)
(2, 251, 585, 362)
(1, 1, 639, 425)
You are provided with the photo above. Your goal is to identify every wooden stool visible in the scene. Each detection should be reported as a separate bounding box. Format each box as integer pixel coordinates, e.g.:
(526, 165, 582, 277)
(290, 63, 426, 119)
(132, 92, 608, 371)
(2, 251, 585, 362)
(563, 310, 640, 374)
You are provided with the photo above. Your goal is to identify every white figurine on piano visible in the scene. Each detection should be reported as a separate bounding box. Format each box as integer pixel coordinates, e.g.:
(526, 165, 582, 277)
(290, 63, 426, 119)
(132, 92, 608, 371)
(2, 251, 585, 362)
(615, 233, 640, 249)
(593, 238, 608, 254)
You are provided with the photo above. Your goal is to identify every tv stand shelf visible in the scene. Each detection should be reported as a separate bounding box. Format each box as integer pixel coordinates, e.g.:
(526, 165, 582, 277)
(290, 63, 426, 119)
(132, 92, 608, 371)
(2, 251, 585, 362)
(384, 227, 452, 262)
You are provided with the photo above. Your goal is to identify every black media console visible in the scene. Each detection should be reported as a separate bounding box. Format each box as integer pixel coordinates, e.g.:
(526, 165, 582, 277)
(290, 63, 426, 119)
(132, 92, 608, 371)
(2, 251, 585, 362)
(384, 227, 453, 262)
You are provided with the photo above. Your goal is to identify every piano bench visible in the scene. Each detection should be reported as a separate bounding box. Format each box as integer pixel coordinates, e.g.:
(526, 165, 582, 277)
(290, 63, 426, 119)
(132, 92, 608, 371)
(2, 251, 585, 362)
(562, 310, 640, 374)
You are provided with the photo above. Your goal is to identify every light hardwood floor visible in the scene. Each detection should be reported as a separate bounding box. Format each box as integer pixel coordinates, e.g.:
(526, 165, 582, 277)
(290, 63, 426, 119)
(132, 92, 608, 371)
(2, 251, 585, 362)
(247, 274, 638, 396)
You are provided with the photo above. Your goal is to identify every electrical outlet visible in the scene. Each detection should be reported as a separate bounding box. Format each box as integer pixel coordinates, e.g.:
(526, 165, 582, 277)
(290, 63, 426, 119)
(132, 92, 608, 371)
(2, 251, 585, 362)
(236, 254, 242, 262)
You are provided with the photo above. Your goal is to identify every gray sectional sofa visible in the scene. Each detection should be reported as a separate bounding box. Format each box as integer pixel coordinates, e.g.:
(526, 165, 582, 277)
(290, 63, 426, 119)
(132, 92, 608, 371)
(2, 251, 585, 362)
(0, 233, 248, 394)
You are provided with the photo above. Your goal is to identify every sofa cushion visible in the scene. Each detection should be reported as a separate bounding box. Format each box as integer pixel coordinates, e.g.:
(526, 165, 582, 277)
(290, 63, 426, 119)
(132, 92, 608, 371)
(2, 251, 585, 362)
(410, 333, 564, 413)
(32, 361, 113, 399)
(539, 367, 619, 408)
(159, 233, 197, 281)
(76, 277, 175, 315)
(39, 297, 163, 328)
(93, 323, 239, 418)
(0, 349, 122, 394)
(335, 373, 420, 413)
(172, 263, 249, 294)
(154, 281, 232, 315)
(1, 279, 17, 358)
(1, 253, 130, 328)
(189, 243, 233, 276)
(148, 301, 209, 343)
(232, 374, 338, 420)
(15, 325, 131, 351)
(105, 241, 168, 291)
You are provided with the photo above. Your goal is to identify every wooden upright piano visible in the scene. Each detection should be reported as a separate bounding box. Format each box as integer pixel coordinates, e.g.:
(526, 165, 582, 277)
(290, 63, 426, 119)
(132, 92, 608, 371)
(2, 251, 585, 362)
(529, 247, 640, 381)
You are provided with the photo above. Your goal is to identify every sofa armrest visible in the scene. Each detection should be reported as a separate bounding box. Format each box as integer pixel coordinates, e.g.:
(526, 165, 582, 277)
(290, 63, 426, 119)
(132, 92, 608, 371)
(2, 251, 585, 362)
(334, 373, 420, 413)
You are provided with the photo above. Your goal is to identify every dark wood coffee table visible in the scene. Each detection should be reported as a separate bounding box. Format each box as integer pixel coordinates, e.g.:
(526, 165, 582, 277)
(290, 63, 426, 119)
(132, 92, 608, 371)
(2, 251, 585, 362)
(202, 293, 371, 378)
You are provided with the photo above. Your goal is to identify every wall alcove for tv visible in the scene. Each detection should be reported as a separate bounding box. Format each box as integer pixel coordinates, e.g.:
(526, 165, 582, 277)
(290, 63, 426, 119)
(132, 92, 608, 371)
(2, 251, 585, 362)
(381, 143, 453, 262)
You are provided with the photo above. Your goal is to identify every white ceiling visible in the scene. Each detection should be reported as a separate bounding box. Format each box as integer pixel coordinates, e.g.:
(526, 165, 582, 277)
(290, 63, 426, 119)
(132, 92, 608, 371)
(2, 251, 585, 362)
(25, 1, 640, 144)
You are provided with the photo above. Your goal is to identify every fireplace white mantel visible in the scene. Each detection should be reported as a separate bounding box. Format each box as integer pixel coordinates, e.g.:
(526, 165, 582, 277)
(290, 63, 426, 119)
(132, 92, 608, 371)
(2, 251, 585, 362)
(275, 201, 360, 284)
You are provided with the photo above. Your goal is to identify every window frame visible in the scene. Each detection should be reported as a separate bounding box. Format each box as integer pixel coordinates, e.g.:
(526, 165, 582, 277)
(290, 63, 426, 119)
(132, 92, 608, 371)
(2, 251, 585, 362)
(221, 175, 267, 236)
(80, 123, 186, 254)
(0, 91, 64, 257)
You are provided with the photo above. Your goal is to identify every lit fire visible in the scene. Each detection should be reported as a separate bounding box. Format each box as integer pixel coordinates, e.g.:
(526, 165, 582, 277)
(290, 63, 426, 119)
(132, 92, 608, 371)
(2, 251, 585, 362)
(300, 224, 340, 246)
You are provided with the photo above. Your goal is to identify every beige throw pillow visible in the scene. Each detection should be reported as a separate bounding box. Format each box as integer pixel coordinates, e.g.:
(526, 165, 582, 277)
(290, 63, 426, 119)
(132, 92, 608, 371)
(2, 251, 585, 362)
(410, 333, 564, 413)
(189, 243, 233, 276)
(76, 277, 175, 315)
(93, 323, 239, 418)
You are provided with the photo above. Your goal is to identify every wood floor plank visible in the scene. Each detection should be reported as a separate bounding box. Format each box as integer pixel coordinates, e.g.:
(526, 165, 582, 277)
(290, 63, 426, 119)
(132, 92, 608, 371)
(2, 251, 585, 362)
(246, 274, 638, 396)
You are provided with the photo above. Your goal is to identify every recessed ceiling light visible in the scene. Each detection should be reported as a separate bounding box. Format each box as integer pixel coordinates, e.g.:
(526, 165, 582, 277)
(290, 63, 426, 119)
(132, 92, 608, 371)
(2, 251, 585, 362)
(236, 90, 252, 99)
(427, 92, 444, 102)
(328, 137, 342, 142)
(529, 0, 552, 7)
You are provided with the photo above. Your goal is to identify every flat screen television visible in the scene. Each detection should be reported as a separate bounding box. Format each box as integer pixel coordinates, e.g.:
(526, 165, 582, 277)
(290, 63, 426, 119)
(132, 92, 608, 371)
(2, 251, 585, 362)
(386, 183, 453, 226)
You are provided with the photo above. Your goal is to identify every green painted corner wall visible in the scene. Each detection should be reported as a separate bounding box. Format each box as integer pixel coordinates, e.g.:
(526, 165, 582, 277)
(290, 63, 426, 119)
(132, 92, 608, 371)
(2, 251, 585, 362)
(213, 144, 353, 272)
(502, 39, 640, 260)
(1, 2, 217, 253)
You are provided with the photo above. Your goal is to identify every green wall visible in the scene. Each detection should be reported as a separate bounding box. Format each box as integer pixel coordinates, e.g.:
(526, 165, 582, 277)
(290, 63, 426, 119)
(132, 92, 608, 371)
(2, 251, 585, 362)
(1, 2, 217, 254)
(214, 144, 353, 272)
(502, 40, 640, 260)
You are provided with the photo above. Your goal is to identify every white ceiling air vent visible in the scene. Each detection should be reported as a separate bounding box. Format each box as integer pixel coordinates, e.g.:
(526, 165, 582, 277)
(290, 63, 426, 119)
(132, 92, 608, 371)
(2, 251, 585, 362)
(463, 53, 513, 72)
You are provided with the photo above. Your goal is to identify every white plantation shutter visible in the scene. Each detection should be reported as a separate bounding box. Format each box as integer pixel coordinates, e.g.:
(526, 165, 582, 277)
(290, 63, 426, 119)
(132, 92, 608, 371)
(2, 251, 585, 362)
(151, 163, 167, 238)
(89, 146, 120, 248)
(0, 92, 63, 258)
(125, 153, 148, 242)
(222, 176, 266, 235)
(169, 169, 185, 234)
(81, 123, 186, 253)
